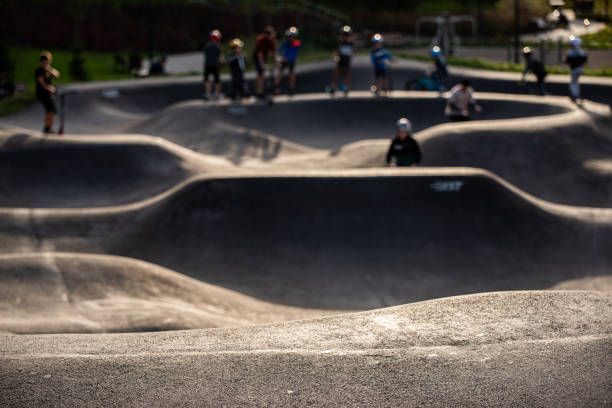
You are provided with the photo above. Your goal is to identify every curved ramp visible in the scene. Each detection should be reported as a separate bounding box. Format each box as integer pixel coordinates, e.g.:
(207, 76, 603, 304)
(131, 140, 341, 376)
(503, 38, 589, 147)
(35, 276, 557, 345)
(2, 170, 610, 310)
(0, 253, 331, 334)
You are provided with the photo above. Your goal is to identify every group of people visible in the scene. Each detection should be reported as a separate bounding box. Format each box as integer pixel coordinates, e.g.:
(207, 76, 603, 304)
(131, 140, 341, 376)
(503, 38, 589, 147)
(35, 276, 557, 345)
(520, 35, 588, 102)
(203, 25, 302, 101)
(33, 29, 589, 136)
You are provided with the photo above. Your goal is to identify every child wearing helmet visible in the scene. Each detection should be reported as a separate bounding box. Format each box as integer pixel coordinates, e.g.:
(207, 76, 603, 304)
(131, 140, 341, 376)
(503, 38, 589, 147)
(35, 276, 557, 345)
(430, 45, 448, 91)
(521, 46, 547, 95)
(370, 33, 393, 96)
(275, 26, 301, 95)
(228, 39, 246, 100)
(444, 79, 482, 121)
(330, 25, 355, 96)
(35, 51, 60, 134)
(204, 29, 223, 100)
(253, 26, 277, 99)
(565, 36, 587, 102)
(386, 118, 421, 167)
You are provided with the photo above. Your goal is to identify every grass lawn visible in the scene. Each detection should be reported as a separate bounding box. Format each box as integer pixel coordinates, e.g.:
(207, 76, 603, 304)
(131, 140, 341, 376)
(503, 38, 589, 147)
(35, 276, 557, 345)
(1, 47, 136, 117)
(395, 52, 612, 77)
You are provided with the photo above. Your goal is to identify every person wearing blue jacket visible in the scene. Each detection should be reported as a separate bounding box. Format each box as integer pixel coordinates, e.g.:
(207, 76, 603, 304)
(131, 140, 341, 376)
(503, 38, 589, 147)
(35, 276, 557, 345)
(275, 26, 301, 95)
(565, 36, 588, 103)
(370, 33, 393, 96)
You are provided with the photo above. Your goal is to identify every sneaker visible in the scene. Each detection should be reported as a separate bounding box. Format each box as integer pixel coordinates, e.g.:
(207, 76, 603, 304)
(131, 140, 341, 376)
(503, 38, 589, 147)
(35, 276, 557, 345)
(202, 92, 210, 100)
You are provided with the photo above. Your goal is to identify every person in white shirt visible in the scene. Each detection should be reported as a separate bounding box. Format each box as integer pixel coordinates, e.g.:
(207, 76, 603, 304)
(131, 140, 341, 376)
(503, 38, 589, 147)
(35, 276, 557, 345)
(444, 79, 482, 121)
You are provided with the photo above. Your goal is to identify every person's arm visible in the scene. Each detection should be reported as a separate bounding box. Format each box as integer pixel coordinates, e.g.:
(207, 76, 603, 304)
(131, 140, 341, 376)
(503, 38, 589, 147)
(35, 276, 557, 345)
(469, 90, 482, 112)
(386, 50, 393, 64)
(48, 66, 60, 79)
(412, 138, 421, 165)
(36, 74, 55, 94)
(386, 141, 395, 165)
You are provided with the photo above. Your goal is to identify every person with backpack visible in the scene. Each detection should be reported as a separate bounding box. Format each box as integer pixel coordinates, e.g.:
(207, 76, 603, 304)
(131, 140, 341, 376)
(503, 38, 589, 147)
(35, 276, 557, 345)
(565, 35, 588, 103)
(521, 47, 547, 95)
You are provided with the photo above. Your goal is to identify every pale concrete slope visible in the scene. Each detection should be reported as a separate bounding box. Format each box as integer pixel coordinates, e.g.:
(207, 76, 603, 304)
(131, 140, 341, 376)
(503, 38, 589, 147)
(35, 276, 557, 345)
(125, 92, 571, 150)
(1, 169, 611, 310)
(251, 97, 612, 207)
(0, 252, 332, 334)
(0, 128, 235, 208)
(125, 99, 315, 161)
(1, 291, 610, 407)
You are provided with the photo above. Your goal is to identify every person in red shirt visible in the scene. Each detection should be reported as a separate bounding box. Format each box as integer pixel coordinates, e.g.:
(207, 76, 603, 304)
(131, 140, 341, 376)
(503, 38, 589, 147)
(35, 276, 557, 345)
(252, 26, 276, 99)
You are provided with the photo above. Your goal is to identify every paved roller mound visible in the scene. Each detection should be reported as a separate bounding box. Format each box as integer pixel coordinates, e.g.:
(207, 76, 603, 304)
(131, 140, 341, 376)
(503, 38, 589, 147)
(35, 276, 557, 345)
(1, 169, 611, 314)
(2, 291, 611, 407)
(1, 60, 611, 406)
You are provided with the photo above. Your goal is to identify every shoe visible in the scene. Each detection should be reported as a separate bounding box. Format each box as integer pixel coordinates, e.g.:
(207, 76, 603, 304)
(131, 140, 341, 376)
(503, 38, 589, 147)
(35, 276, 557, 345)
(274, 88, 281, 95)
(202, 92, 210, 100)
(288, 88, 295, 96)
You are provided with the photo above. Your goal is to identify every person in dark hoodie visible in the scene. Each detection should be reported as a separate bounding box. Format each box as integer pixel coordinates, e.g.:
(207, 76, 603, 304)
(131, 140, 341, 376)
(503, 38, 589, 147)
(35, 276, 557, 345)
(228, 38, 246, 100)
(386, 118, 421, 167)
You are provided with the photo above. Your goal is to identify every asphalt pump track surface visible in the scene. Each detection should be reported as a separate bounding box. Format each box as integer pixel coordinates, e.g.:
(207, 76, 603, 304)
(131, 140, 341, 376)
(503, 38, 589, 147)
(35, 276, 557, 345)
(1, 60, 611, 406)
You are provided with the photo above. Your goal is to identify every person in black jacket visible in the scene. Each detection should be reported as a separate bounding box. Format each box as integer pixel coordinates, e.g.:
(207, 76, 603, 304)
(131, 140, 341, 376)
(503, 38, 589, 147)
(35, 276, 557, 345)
(228, 38, 246, 100)
(521, 47, 547, 95)
(386, 118, 421, 167)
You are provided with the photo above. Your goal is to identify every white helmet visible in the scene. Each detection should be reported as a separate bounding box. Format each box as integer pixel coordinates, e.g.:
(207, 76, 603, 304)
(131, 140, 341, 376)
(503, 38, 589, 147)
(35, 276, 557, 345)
(396, 118, 412, 132)
(569, 35, 582, 48)
(285, 26, 299, 37)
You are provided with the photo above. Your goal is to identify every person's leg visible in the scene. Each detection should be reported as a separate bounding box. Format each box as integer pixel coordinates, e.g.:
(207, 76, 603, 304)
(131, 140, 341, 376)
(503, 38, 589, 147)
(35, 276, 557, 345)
(213, 68, 221, 96)
(254, 57, 264, 96)
(569, 68, 580, 100)
(332, 66, 340, 89)
(344, 67, 351, 91)
(288, 63, 296, 93)
(256, 74, 264, 96)
(45, 112, 55, 130)
(203, 68, 211, 95)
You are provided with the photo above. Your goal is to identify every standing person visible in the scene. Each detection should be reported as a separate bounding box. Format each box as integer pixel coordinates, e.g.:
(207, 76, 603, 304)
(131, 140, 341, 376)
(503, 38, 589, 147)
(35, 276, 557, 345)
(429, 45, 448, 92)
(228, 38, 246, 101)
(329, 25, 355, 96)
(370, 33, 393, 96)
(520, 47, 548, 95)
(275, 26, 301, 95)
(148, 55, 167, 76)
(444, 79, 482, 121)
(203, 29, 223, 100)
(386, 118, 421, 167)
(253, 26, 277, 100)
(565, 35, 588, 103)
(35, 51, 60, 135)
